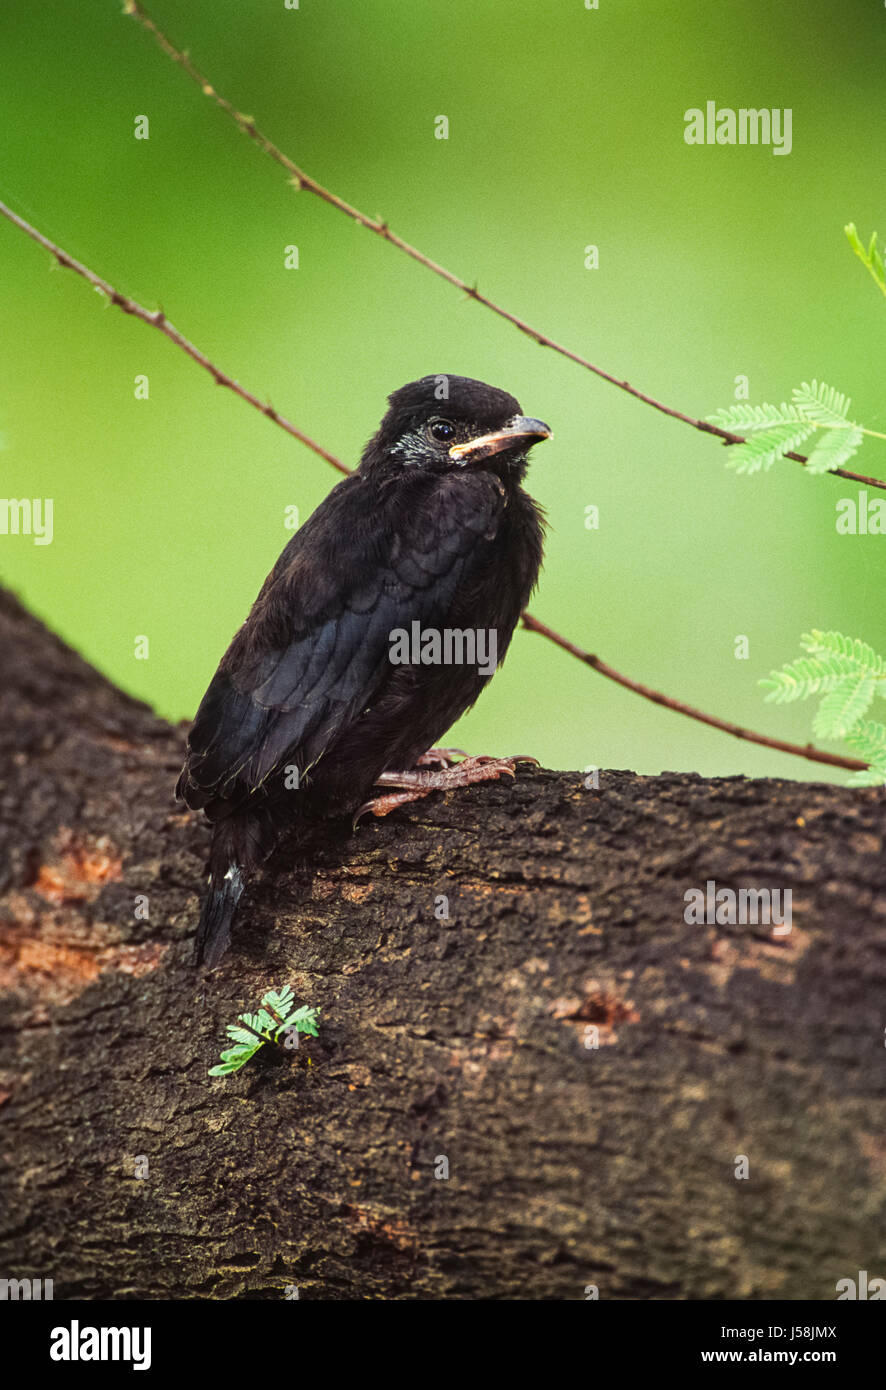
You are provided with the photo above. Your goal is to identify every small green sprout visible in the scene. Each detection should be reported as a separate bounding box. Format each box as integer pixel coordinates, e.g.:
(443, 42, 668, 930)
(209, 984, 320, 1076)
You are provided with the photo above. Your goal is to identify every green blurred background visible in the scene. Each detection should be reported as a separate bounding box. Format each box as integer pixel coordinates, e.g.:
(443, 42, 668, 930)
(1, 0, 884, 781)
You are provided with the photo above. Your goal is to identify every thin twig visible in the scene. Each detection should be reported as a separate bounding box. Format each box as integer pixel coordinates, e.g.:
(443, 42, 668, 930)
(520, 614, 868, 773)
(0, 200, 348, 476)
(123, 0, 886, 495)
(0, 199, 866, 775)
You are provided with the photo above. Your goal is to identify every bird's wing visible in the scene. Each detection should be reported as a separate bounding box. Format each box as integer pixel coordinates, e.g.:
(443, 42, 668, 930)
(177, 470, 504, 809)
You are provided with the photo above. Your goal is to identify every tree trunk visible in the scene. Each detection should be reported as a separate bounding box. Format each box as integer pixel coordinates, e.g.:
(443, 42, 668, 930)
(1, 586, 884, 1300)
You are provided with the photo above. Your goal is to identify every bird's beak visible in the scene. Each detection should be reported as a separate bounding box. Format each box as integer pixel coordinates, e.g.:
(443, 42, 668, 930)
(449, 415, 552, 464)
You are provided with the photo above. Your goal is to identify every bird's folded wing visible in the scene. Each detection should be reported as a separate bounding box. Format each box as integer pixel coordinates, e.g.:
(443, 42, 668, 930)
(177, 470, 503, 808)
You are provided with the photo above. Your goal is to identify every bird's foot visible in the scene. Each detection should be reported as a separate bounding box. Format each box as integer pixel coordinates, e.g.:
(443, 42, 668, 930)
(353, 754, 538, 826)
(414, 746, 468, 768)
(379, 752, 540, 792)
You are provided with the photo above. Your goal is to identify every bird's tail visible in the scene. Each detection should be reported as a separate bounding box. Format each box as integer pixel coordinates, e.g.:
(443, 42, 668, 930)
(194, 809, 279, 968)
(194, 863, 245, 969)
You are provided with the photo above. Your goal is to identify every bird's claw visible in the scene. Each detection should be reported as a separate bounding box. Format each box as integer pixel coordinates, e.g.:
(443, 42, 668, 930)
(353, 753, 537, 827)
(379, 753, 534, 791)
(353, 789, 425, 828)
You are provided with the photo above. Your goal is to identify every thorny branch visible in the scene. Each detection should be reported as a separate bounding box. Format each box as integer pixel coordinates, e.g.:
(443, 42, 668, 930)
(520, 614, 867, 772)
(0, 204, 348, 476)
(123, 0, 886, 496)
(0, 199, 868, 776)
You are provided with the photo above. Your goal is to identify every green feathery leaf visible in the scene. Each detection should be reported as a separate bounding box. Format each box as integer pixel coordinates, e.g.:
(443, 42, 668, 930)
(708, 401, 806, 432)
(791, 380, 851, 427)
(210, 985, 321, 1076)
(724, 422, 817, 475)
(263, 984, 295, 1020)
(226, 1025, 267, 1048)
(237, 1011, 270, 1039)
(803, 424, 863, 474)
(844, 718, 886, 762)
(760, 652, 874, 703)
(710, 378, 872, 477)
(844, 719, 886, 785)
(762, 630, 886, 782)
(800, 631, 886, 678)
(280, 1004, 321, 1036)
(209, 1043, 260, 1076)
(847, 765, 886, 787)
(812, 677, 876, 738)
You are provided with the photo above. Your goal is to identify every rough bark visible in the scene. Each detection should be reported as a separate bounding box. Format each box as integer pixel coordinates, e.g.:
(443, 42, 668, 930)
(0, 586, 884, 1301)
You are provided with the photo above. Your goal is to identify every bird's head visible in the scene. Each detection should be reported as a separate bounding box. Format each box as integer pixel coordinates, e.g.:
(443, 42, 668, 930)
(360, 374, 551, 483)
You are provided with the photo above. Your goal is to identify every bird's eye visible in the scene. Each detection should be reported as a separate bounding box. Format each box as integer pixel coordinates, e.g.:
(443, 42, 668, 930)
(428, 419, 456, 443)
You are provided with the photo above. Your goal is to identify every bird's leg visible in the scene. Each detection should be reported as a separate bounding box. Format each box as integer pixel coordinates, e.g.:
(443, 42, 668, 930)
(353, 753, 539, 826)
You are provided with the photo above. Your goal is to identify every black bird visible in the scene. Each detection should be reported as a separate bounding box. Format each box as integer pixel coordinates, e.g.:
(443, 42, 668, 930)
(177, 374, 550, 967)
